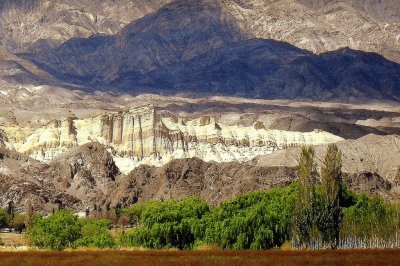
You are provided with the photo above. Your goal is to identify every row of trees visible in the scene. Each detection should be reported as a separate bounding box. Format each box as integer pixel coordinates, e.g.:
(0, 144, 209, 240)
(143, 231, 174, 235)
(119, 187, 297, 250)
(294, 144, 343, 249)
(25, 186, 400, 250)
(11, 144, 400, 250)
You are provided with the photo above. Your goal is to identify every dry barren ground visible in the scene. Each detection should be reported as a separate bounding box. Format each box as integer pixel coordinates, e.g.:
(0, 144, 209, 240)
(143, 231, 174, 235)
(0, 249, 400, 266)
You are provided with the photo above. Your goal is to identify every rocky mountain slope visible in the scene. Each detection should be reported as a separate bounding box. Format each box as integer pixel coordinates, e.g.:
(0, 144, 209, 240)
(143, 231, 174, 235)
(223, 0, 400, 63)
(0, 0, 172, 52)
(253, 134, 400, 188)
(0, 143, 119, 212)
(0, 134, 398, 212)
(1, 0, 398, 63)
(18, 0, 399, 102)
(0, 0, 399, 214)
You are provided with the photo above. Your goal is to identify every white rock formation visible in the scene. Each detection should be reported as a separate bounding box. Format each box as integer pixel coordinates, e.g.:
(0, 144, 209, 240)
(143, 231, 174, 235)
(1, 105, 344, 173)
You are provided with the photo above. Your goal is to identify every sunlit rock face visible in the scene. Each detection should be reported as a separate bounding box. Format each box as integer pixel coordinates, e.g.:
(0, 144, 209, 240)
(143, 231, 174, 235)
(1, 105, 343, 173)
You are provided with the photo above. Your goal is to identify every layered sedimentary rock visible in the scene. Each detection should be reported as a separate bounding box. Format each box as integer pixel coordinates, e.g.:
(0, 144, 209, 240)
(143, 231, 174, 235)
(1, 105, 343, 172)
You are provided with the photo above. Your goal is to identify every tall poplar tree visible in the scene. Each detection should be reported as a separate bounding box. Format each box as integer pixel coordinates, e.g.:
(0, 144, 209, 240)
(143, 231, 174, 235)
(25, 199, 34, 227)
(295, 146, 317, 248)
(317, 144, 343, 249)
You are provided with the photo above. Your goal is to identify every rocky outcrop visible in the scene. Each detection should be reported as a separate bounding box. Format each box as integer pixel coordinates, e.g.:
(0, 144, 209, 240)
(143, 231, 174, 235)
(112, 158, 399, 207)
(112, 158, 297, 206)
(1, 106, 343, 172)
(0, 0, 172, 52)
(343, 171, 395, 200)
(0, 143, 119, 212)
(0, 144, 397, 213)
(0, 129, 6, 147)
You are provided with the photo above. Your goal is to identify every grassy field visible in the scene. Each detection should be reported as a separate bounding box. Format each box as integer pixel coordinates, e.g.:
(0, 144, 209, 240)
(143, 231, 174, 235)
(0, 233, 27, 247)
(0, 249, 399, 266)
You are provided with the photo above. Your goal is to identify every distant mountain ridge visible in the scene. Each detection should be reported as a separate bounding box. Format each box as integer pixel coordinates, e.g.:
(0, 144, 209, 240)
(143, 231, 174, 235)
(21, 0, 400, 102)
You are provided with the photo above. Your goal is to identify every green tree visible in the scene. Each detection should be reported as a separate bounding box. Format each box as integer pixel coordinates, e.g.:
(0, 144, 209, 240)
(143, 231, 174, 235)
(25, 199, 34, 227)
(27, 209, 81, 250)
(0, 208, 10, 228)
(317, 144, 343, 249)
(203, 186, 297, 250)
(294, 146, 317, 248)
(74, 218, 115, 248)
(12, 213, 26, 233)
(120, 197, 210, 249)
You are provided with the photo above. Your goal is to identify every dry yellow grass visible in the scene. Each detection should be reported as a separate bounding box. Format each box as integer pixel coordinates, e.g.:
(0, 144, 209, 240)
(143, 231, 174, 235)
(0, 249, 399, 266)
(0, 233, 27, 247)
(194, 244, 223, 251)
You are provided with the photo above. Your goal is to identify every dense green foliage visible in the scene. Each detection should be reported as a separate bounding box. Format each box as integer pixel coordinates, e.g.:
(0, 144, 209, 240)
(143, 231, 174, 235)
(12, 184, 400, 251)
(27, 210, 82, 250)
(120, 197, 209, 249)
(120, 186, 298, 250)
(27, 210, 114, 250)
(340, 194, 400, 247)
(74, 219, 115, 248)
(8, 145, 400, 251)
(202, 187, 297, 250)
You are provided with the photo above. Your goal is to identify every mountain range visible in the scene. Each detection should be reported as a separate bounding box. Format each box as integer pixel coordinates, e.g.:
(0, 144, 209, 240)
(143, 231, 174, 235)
(0, 0, 398, 102)
(1, 0, 400, 212)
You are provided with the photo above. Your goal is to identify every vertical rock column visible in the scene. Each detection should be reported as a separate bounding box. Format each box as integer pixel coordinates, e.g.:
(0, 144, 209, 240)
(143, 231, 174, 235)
(134, 115, 144, 158)
(113, 113, 123, 145)
(120, 113, 136, 157)
(99, 114, 113, 143)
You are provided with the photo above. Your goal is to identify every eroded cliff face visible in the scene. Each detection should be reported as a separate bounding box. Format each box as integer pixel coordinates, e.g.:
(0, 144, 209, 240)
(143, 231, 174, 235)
(1, 106, 343, 172)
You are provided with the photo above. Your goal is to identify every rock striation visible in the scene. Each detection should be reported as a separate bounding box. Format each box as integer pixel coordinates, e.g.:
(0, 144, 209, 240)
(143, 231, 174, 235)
(1, 105, 343, 172)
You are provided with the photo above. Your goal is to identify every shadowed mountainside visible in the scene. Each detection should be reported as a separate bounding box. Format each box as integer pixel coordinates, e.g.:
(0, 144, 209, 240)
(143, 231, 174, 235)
(1, 0, 399, 62)
(20, 0, 400, 102)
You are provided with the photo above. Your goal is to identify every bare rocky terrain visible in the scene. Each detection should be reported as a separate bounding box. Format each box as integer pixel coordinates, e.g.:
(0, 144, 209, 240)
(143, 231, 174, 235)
(0, 134, 399, 213)
(223, 0, 400, 63)
(0, 0, 399, 213)
(1, 0, 398, 62)
(0, 0, 399, 102)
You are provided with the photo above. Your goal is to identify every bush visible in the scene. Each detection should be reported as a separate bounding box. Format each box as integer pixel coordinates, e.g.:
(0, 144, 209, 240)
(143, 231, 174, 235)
(74, 233, 115, 249)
